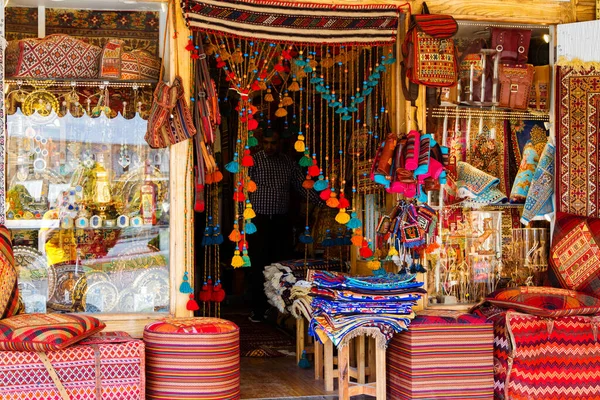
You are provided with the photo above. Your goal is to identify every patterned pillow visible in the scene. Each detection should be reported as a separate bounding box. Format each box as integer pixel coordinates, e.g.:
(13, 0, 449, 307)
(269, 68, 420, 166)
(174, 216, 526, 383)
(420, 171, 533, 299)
(484, 286, 600, 317)
(0, 313, 105, 351)
(550, 212, 600, 293)
(0, 226, 21, 319)
(99, 39, 124, 79)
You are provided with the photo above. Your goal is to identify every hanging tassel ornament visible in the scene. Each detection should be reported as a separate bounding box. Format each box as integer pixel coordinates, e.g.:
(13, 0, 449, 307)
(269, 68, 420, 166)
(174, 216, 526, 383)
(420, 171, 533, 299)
(299, 151, 312, 167)
(288, 78, 300, 92)
(213, 224, 224, 245)
(199, 280, 212, 302)
(242, 148, 254, 167)
(359, 240, 374, 258)
(231, 250, 244, 268)
(248, 133, 258, 147)
(179, 271, 193, 294)
(201, 227, 213, 246)
(299, 226, 314, 244)
(187, 294, 200, 311)
(367, 259, 381, 270)
(245, 220, 257, 234)
(282, 92, 294, 107)
(242, 247, 251, 267)
(211, 280, 226, 302)
(313, 174, 328, 191)
(352, 228, 364, 247)
(326, 190, 339, 208)
(212, 168, 223, 183)
(229, 222, 241, 242)
(298, 350, 311, 369)
(319, 187, 332, 201)
(265, 88, 274, 102)
(185, 37, 194, 52)
(337, 192, 350, 209)
(294, 134, 306, 152)
(347, 212, 362, 229)
(243, 201, 256, 220)
(335, 208, 351, 225)
(246, 178, 257, 193)
(225, 152, 240, 173)
(302, 175, 314, 189)
(308, 158, 320, 177)
(275, 103, 288, 117)
(321, 230, 335, 247)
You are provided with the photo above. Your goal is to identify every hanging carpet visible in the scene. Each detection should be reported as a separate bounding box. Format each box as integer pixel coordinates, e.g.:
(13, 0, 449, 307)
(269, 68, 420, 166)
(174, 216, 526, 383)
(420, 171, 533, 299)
(557, 63, 600, 218)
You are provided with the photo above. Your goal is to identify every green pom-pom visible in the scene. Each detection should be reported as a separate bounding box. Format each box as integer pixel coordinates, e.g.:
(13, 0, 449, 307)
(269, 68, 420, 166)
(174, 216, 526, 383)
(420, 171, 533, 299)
(242, 255, 251, 267)
(248, 135, 258, 147)
(299, 155, 312, 167)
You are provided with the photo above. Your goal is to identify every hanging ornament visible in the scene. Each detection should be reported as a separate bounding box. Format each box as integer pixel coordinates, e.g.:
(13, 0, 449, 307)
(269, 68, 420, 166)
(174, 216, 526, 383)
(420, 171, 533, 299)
(243, 201, 256, 220)
(299, 150, 312, 167)
(288, 77, 300, 92)
(242, 247, 251, 267)
(187, 294, 200, 311)
(294, 134, 306, 152)
(314, 174, 328, 191)
(245, 220, 257, 234)
(335, 208, 351, 224)
(212, 224, 224, 245)
(359, 240, 374, 258)
(225, 152, 240, 173)
(319, 186, 332, 201)
(321, 230, 335, 247)
(299, 226, 314, 244)
(367, 259, 381, 270)
(179, 271, 193, 294)
(351, 228, 364, 247)
(248, 132, 259, 147)
(326, 190, 339, 208)
(229, 222, 241, 242)
(211, 280, 226, 302)
(201, 226, 213, 246)
(265, 88, 274, 102)
(275, 103, 288, 117)
(199, 278, 213, 302)
(302, 175, 315, 189)
(246, 178, 257, 193)
(242, 148, 254, 167)
(231, 250, 244, 268)
(337, 192, 350, 209)
(308, 158, 320, 177)
(347, 212, 362, 229)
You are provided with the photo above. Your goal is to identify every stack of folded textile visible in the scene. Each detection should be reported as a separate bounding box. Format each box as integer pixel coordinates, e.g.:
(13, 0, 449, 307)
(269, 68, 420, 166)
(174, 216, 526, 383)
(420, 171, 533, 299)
(309, 271, 426, 346)
(289, 281, 313, 321)
(263, 263, 297, 314)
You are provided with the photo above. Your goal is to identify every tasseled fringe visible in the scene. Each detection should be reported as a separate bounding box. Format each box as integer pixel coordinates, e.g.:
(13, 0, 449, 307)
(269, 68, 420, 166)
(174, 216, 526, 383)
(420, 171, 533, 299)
(556, 56, 600, 69)
(337, 327, 391, 350)
(265, 89, 274, 102)
(288, 79, 300, 92)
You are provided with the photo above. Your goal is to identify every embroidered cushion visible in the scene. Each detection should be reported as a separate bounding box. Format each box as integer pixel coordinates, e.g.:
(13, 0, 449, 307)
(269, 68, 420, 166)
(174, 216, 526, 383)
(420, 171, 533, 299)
(121, 49, 160, 80)
(0, 313, 105, 351)
(550, 212, 600, 293)
(6, 34, 101, 79)
(0, 226, 22, 319)
(483, 286, 600, 318)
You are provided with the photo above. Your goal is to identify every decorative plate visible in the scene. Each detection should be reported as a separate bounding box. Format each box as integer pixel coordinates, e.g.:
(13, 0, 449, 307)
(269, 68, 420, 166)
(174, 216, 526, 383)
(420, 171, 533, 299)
(22, 90, 59, 117)
(13, 246, 56, 299)
(73, 270, 110, 302)
(116, 288, 135, 313)
(113, 244, 167, 290)
(132, 267, 169, 309)
(83, 281, 119, 313)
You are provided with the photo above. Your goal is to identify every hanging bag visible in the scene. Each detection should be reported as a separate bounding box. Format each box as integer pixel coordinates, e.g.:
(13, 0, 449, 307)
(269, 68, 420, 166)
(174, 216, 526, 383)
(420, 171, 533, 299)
(491, 28, 532, 65)
(498, 64, 534, 110)
(145, 1, 196, 148)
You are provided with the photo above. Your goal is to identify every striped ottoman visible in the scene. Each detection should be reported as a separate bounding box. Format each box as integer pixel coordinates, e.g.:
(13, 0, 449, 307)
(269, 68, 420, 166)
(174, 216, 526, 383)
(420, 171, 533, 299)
(387, 309, 494, 399)
(144, 317, 240, 400)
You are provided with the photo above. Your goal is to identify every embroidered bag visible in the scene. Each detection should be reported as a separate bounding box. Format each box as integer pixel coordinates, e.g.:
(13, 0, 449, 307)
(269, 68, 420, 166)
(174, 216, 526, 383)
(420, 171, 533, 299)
(401, 3, 458, 107)
(457, 40, 499, 105)
(498, 64, 534, 110)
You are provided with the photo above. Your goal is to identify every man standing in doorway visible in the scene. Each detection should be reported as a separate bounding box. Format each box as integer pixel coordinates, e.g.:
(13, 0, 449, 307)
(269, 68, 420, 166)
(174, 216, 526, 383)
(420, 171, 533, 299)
(247, 131, 321, 322)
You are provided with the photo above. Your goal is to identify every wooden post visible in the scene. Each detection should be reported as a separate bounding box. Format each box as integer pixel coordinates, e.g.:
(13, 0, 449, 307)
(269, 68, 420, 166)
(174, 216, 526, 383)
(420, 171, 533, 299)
(357, 335, 366, 384)
(338, 344, 350, 400)
(368, 336, 376, 383)
(324, 339, 334, 392)
(296, 318, 305, 365)
(314, 339, 323, 380)
(376, 342, 387, 399)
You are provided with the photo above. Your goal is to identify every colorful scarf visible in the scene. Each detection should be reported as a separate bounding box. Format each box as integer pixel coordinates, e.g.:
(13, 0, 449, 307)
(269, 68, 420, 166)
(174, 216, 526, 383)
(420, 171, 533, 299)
(521, 142, 555, 224)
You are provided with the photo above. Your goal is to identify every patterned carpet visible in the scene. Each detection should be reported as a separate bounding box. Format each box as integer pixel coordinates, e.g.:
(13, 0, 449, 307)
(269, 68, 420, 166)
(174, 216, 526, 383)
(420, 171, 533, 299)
(227, 313, 295, 358)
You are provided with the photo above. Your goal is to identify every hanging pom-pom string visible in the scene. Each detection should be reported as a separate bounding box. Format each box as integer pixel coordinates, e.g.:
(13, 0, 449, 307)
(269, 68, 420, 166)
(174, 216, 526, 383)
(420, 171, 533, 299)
(179, 271, 193, 294)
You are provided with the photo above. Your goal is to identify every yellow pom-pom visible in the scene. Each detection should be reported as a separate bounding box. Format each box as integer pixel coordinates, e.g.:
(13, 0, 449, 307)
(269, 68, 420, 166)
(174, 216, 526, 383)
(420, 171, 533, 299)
(387, 246, 398, 257)
(275, 106, 288, 117)
(243, 203, 256, 220)
(294, 136, 305, 152)
(367, 260, 381, 270)
(231, 251, 244, 268)
(335, 209, 350, 224)
(247, 179, 257, 192)
(282, 95, 294, 107)
(265, 89, 274, 102)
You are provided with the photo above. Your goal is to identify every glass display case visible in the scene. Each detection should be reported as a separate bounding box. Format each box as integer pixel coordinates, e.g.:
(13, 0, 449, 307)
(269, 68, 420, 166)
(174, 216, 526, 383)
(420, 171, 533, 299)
(5, 109, 171, 315)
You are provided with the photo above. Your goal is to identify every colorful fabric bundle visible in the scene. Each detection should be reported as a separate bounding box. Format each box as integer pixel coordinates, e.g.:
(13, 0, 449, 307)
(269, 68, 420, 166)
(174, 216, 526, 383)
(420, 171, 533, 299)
(509, 141, 539, 203)
(457, 161, 507, 206)
(387, 309, 494, 399)
(309, 272, 423, 346)
(521, 142, 555, 224)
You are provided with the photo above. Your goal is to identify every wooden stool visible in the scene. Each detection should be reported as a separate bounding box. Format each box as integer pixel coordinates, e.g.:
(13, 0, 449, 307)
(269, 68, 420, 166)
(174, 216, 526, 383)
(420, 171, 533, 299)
(295, 316, 315, 364)
(323, 328, 386, 399)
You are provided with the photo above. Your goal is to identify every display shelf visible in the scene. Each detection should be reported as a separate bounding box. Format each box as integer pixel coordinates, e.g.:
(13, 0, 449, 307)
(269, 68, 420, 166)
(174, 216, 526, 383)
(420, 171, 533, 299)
(6, 78, 157, 88)
(5, 219, 59, 229)
(431, 106, 550, 121)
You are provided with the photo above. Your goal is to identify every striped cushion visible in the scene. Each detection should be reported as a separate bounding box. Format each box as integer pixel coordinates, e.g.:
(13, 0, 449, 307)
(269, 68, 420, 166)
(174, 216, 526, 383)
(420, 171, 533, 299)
(0, 226, 21, 319)
(144, 317, 240, 400)
(0, 313, 105, 351)
(387, 310, 494, 399)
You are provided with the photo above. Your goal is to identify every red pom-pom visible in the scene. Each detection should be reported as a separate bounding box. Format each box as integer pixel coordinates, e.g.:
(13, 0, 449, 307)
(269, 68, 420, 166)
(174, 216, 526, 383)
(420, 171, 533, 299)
(320, 188, 331, 201)
(211, 283, 226, 302)
(191, 51, 199, 60)
(271, 75, 282, 85)
(338, 193, 350, 209)
(247, 119, 259, 131)
(274, 63, 285, 72)
(233, 191, 246, 202)
(187, 294, 200, 311)
(308, 164, 320, 177)
(251, 81, 261, 91)
(216, 60, 226, 68)
(359, 245, 373, 258)
(242, 150, 254, 167)
(198, 284, 212, 302)
(185, 39, 194, 52)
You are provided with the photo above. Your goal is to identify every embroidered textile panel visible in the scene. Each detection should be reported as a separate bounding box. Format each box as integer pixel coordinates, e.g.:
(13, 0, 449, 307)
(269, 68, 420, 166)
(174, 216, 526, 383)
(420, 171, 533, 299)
(557, 65, 600, 218)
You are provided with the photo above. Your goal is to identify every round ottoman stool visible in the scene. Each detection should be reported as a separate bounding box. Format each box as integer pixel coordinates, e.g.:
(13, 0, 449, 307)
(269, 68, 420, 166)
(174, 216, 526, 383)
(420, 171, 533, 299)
(144, 317, 240, 400)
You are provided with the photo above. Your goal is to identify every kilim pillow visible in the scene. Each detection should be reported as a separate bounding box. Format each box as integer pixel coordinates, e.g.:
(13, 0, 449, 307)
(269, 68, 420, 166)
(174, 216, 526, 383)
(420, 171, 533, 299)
(484, 286, 600, 318)
(0, 226, 22, 319)
(0, 313, 105, 351)
(99, 39, 124, 79)
(550, 212, 600, 293)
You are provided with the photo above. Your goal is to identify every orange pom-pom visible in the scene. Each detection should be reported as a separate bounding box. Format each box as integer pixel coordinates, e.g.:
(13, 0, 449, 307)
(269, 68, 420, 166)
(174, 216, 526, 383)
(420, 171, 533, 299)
(326, 197, 339, 208)
(229, 228, 241, 242)
(303, 178, 314, 189)
(213, 169, 223, 183)
(205, 173, 214, 185)
(246, 179, 257, 192)
(351, 234, 363, 247)
(425, 242, 440, 254)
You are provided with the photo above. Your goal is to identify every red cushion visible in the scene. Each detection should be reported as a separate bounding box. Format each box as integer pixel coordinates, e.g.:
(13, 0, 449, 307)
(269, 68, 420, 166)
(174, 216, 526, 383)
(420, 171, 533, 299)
(0, 226, 21, 319)
(144, 317, 239, 335)
(484, 286, 600, 318)
(550, 212, 600, 293)
(0, 313, 105, 351)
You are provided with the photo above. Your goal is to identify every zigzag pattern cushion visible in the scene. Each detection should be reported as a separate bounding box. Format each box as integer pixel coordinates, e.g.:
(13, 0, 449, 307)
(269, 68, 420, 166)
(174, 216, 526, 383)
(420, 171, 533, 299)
(6, 34, 101, 79)
(0, 313, 105, 351)
(484, 286, 600, 317)
(144, 317, 240, 400)
(0, 226, 21, 319)
(488, 310, 600, 400)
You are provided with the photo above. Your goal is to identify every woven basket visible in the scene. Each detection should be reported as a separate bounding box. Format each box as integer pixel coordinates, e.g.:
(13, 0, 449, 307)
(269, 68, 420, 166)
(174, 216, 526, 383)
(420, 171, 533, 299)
(144, 317, 240, 400)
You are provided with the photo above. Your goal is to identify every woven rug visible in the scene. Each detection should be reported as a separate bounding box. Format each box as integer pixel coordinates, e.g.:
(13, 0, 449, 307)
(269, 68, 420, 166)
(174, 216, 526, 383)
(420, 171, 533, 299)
(557, 64, 600, 218)
(228, 314, 295, 358)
